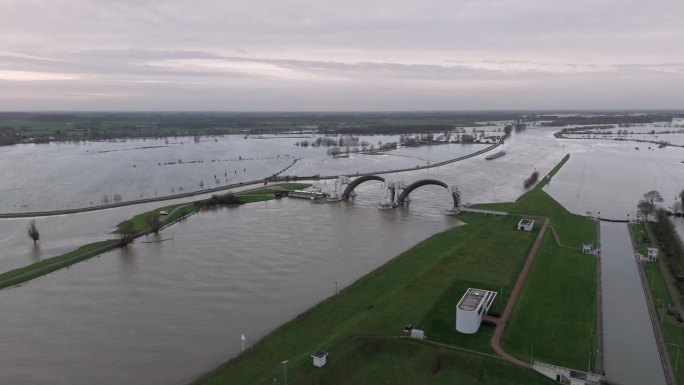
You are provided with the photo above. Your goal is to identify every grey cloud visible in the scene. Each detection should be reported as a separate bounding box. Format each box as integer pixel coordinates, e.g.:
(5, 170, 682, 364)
(0, 0, 683, 110)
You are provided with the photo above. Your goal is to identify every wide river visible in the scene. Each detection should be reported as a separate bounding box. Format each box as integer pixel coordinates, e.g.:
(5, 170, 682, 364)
(1, 126, 683, 384)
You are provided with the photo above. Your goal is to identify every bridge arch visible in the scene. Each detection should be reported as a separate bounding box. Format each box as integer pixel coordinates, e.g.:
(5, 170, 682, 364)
(397, 179, 448, 205)
(342, 175, 385, 200)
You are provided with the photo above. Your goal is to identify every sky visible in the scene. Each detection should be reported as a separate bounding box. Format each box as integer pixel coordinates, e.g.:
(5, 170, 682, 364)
(0, 0, 683, 111)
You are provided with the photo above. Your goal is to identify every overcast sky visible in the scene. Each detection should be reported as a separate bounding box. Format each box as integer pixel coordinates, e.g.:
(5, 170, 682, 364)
(1, 0, 683, 111)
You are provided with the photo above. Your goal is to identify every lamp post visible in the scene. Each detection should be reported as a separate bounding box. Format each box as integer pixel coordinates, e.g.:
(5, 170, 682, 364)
(669, 343, 681, 373)
(589, 327, 593, 372)
(281, 360, 289, 385)
(649, 271, 654, 290)
(241, 334, 246, 353)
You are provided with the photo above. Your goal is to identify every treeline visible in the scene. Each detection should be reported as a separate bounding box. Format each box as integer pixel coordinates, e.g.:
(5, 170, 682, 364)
(324, 124, 454, 135)
(652, 209, 684, 294)
(539, 114, 671, 127)
(197, 193, 242, 207)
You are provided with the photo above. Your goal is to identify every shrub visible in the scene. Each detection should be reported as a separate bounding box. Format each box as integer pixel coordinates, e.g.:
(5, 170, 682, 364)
(198, 192, 242, 207)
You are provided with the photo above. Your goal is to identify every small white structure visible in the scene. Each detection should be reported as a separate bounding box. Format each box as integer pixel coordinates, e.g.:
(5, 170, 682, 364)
(409, 329, 426, 340)
(646, 247, 659, 262)
(159, 210, 169, 215)
(582, 243, 593, 254)
(456, 288, 497, 334)
(517, 218, 534, 231)
(311, 350, 328, 368)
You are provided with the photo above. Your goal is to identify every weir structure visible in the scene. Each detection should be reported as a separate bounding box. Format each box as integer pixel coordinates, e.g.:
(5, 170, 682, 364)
(335, 175, 461, 212)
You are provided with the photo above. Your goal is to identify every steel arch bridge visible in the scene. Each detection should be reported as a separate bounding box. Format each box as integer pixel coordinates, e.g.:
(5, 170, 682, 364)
(396, 179, 449, 205)
(341, 175, 385, 200)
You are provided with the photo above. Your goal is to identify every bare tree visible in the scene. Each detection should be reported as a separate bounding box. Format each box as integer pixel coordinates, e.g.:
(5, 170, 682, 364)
(638, 200, 653, 222)
(116, 220, 136, 248)
(639, 190, 663, 222)
(145, 212, 162, 234)
(27, 219, 40, 245)
(680, 190, 684, 213)
(644, 190, 664, 206)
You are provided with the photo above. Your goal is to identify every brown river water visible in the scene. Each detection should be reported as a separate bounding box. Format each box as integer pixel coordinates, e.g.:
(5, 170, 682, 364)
(1, 127, 683, 384)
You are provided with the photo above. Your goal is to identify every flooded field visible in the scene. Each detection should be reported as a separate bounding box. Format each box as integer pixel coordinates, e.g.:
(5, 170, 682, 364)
(1, 125, 683, 384)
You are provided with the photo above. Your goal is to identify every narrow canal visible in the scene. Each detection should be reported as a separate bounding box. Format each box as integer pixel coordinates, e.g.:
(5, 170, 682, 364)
(600, 221, 667, 385)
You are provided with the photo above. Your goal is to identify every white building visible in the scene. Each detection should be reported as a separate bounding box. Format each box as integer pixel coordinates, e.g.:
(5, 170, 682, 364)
(456, 288, 497, 334)
(582, 243, 593, 254)
(517, 218, 534, 231)
(311, 350, 328, 368)
(646, 247, 659, 262)
(409, 329, 425, 339)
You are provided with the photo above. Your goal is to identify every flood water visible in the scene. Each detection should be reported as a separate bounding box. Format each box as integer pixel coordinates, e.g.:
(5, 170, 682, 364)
(0, 134, 487, 212)
(1, 126, 683, 384)
(0, 127, 553, 272)
(599, 222, 667, 385)
(545, 142, 684, 220)
(0, 195, 458, 385)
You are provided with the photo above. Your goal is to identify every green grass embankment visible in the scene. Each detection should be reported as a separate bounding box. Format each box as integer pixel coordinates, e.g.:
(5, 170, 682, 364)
(290, 337, 549, 385)
(501, 232, 596, 370)
(125, 202, 202, 233)
(478, 154, 598, 370)
(234, 183, 310, 203)
(194, 212, 550, 385)
(0, 240, 117, 289)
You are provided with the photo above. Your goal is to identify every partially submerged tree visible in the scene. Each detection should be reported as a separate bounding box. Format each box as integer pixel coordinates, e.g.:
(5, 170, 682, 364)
(644, 190, 664, 206)
(639, 190, 664, 222)
(145, 212, 163, 234)
(637, 200, 653, 222)
(27, 219, 40, 245)
(116, 220, 136, 248)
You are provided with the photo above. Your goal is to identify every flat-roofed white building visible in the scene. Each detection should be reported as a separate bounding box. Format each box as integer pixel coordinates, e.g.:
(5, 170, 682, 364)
(456, 288, 497, 334)
(517, 218, 534, 231)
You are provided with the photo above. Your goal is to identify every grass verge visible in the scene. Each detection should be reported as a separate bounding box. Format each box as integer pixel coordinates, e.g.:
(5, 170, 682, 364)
(285, 336, 551, 385)
(639, 222, 684, 384)
(501, 232, 597, 370)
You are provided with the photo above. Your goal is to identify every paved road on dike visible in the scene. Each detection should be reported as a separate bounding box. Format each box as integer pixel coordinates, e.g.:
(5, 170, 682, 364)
(490, 218, 549, 369)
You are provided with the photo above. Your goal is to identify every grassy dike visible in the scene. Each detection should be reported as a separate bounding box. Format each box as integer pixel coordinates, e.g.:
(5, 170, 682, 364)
(193, 154, 597, 385)
(0, 183, 310, 290)
(474, 154, 598, 370)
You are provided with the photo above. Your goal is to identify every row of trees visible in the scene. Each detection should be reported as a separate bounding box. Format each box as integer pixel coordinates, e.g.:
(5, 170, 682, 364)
(638, 190, 684, 221)
(652, 209, 684, 294)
